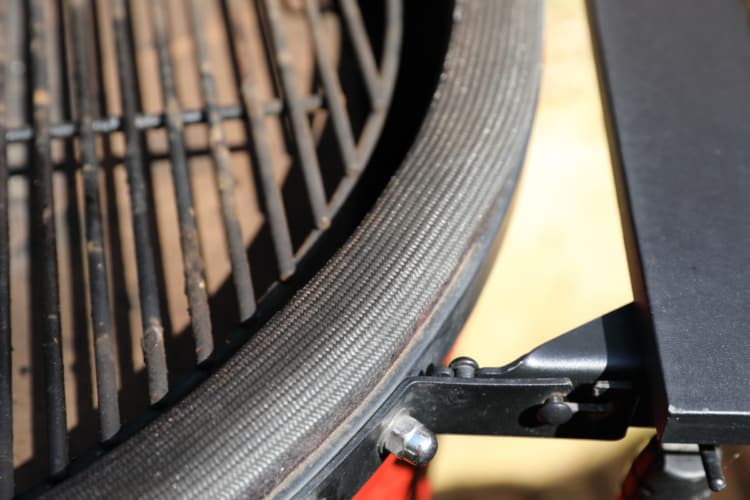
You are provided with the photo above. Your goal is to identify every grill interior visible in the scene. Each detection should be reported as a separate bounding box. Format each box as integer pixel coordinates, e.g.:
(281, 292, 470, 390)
(0, 0, 400, 495)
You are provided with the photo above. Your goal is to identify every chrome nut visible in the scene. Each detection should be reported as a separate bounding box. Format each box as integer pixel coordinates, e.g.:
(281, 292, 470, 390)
(380, 413, 437, 466)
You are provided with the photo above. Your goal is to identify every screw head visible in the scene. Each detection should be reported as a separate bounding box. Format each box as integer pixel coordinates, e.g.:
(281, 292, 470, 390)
(537, 396, 573, 425)
(449, 356, 479, 378)
(380, 413, 438, 466)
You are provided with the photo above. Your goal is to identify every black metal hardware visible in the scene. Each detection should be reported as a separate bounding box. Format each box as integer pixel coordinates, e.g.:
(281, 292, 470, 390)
(536, 396, 573, 425)
(621, 438, 720, 500)
(304, 303, 733, 498)
(699, 445, 726, 492)
(305, 305, 645, 498)
(621, 439, 725, 498)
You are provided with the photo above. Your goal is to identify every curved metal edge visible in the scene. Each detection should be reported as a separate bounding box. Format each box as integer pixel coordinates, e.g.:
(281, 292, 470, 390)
(280, 130, 533, 499)
(48, 1, 543, 498)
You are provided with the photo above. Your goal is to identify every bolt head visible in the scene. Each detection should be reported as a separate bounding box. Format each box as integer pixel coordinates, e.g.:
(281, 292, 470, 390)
(449, 357, 478, 378)
(537, 396, 573, 425)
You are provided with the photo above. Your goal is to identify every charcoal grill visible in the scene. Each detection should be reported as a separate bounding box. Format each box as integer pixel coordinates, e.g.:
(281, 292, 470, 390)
(3, 1, 747, 497)
(0, 0, 407, 495)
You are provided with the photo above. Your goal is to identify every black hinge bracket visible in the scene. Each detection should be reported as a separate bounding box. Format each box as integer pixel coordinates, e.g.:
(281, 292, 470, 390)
(306, 303, 727, 497)
(308, 304, 659, 498)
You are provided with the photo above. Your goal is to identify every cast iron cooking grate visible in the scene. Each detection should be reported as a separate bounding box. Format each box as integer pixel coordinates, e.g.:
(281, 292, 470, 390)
(0, 0, 400, 496)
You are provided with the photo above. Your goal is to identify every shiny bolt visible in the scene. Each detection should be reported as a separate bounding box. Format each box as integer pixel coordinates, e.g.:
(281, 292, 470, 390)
(537, 395, 574, 425)
(380, 413, 438, 466)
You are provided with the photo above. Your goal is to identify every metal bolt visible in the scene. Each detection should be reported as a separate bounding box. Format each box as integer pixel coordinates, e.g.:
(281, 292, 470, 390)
(699, 444, 727, 492)
(449, 356, 478, 378)
(537, 395, 574, 425)
(380, 413, 437, 466)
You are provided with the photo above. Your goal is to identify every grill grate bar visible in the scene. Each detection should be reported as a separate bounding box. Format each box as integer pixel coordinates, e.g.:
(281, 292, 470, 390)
(260, 0, 330, 229)
(30, 0, 69, 477)
(189, 0, 256, 320)
(224, 0, 295, 280)
(345, 0, 399, 169)
(111, 0, 169, 404)
(4, 0, 402, 493)
(149, 0, 213, 363)
(66, 0, 121, 442)
(0, 1, 13, 496)
(3, 96, 323, 146)
(339, 0, 383, 109)
(304, 0, 359, 174)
